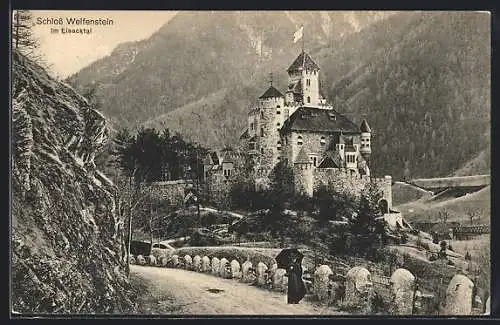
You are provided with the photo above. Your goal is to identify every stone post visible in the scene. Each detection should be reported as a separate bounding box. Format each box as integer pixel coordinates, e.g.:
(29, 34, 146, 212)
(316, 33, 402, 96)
(219, 258, 230, 278)
(193, 255, 202, 272)
(273, 269, 288, 292)
(160, 255, 169, 267)
(344, 266, 373, 314)
(389, 268, 415, 315)
(184, 255, 193, 270)
(211, 257, 220, 275)
(201, 256, 211, 272)
(443, 274, 474, 315)
(171, 255, 179, 268)
(241, 261, 253, 283)
(136, 255, 146, 266)
(230, 260, 241, 279)
(148, 255, 157, 266)
(314, 265, 333, 304)
(256, 262, 269, 287)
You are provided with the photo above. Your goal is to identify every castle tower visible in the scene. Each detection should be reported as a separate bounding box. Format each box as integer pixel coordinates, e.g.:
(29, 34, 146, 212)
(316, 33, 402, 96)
(293, 147, 314, 197)
(257, 85, 285, 174)
(359, 119, 372, 164)
(285, 51, 321, 107)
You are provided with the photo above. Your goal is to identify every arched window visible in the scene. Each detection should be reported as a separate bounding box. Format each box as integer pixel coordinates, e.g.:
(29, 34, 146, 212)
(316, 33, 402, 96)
(307, 96, 311, 103)
(260, 128, 264, 137)
(297, 135, 303, 145)
(261, 110, 264, 118)
(260, 147, 264, 154)
(277, 122, 281, 129)
(320, 136, 326, 145)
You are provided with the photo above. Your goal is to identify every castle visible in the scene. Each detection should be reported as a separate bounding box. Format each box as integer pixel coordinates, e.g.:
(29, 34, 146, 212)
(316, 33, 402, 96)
(202, 51, 393, 211)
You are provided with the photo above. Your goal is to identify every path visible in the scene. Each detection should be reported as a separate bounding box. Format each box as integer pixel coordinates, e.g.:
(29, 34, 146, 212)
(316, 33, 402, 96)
(130, 265, 343, 315)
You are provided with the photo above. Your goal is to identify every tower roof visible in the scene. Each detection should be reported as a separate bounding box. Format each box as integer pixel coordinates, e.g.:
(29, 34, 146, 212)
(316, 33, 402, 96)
(294, 147, 311, 164)
(259, 86, 284, 99)
(287, 51, 320, 73)
(360, 119, 372, 133)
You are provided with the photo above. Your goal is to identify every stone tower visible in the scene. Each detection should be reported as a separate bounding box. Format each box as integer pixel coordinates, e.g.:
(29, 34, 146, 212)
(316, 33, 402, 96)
(285, 51, 321, 107)
(359, 119, 372, 164)
(257, 85, 285, 174)
(293, 147, 314, 196)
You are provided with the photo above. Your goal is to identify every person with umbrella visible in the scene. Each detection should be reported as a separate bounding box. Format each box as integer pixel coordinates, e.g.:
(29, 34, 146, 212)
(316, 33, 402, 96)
(275, 248, 306, 304)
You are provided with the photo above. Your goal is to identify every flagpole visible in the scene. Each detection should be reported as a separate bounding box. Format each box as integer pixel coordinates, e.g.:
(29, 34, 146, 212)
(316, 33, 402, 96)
(302, 25, 305, 53)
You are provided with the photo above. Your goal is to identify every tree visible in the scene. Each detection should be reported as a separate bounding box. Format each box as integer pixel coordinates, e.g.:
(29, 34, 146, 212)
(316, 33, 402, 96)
(466, 208, 480, 225)
(349, 180, 384, 257)
(265, 161, 294, 241)
(12, 10, 40, 59)
(313, 185, 356, 224)
(438, 209, 449, 224)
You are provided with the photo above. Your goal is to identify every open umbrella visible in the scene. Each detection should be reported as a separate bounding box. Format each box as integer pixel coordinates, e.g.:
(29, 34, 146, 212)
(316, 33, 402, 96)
(275, 248, 304, 270)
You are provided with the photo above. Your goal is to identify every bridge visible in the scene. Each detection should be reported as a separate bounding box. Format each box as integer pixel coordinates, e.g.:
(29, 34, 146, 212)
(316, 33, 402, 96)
(408, 175, 490, 192)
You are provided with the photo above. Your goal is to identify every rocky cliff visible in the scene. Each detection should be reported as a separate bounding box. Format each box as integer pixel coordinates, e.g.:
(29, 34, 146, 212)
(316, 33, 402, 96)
(11, 51, 135, 313)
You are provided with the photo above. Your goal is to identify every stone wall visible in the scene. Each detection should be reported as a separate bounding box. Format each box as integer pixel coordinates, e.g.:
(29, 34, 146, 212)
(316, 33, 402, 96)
(150, 180, 194, 205)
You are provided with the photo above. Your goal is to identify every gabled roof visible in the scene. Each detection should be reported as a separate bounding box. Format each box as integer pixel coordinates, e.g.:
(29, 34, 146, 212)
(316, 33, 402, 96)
(281, 107, 361, 134)
(294, 147, 311, 164)
(287, 51, 320, 73)
(318, 150, 343, 168)
(222, 151, 234, 163)
(360, 119, 372, 133)
(239, 129, 249, 140)
(202, 153, 214, 165)
(259, 86, 284, 99)
(287, 79, 302, 94)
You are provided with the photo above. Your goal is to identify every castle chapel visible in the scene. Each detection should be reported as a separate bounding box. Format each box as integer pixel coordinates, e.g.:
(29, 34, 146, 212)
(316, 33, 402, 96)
(204, 51, 391, 206)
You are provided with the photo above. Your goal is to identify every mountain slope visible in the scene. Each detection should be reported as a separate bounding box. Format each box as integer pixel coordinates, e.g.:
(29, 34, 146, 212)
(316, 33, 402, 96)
(67, 11, 392, 129)
(11, 51, 135, 313)
(69, 11, 490, 179)
(318, 11, 490, 179)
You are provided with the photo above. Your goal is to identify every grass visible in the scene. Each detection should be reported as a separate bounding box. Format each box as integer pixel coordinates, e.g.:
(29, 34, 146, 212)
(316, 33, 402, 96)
(397, 185, 490, 225)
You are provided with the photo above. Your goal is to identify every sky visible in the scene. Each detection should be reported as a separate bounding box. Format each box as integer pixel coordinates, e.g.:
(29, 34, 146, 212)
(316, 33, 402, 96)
(29, 11, 178, 78)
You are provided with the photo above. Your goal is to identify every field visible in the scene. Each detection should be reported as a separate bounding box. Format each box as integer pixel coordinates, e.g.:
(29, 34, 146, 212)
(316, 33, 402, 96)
(395, 185, 490, 224)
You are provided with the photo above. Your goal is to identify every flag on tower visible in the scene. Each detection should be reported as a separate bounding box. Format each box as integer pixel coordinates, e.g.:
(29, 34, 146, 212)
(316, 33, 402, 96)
(293, 25, 304, 43)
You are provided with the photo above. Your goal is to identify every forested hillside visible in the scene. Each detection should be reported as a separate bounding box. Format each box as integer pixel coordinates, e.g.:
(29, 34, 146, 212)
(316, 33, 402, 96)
(69, 11, 490, 179)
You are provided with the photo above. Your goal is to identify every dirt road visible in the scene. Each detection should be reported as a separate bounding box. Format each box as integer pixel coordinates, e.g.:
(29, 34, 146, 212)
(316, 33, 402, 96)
(130, 265, 343, 315)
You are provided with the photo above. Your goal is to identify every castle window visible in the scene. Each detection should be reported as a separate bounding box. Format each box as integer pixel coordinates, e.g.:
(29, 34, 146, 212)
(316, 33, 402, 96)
(320, 136, 326, 145)
(277, 105, 280, 108)
(260, 147, 264, 154)
(261, 128, 265, 137)
(297, 135, 303, 145)
(340, 145, 344, 150)
(310, 156, 317, 167)
(249, 142, 256, 150)
(277, 122, 281, 129)
(250, 122, 255, 131)
(261, 110, 264, 118)
(307, 96, 311, 103)
(306, 79, 311, 86)
(277, 141, 282, 150)
(277, 110, 281, 115)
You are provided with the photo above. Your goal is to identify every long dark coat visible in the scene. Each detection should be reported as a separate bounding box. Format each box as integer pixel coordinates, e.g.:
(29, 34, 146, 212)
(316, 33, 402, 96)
(286, 261, 306, 304)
